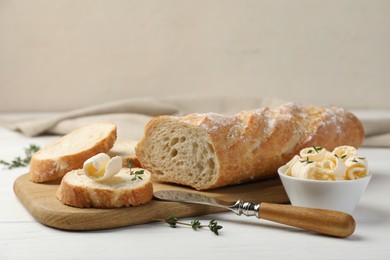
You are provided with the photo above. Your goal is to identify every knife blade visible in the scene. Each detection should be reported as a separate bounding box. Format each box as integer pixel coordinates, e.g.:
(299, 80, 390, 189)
(153, 190, 355, 238)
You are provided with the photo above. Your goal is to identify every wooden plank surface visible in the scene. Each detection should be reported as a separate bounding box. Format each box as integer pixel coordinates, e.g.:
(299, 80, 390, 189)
(13, 173, 289, 231)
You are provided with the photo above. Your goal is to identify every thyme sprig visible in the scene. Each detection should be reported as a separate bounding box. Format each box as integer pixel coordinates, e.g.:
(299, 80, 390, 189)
(352, 157, 366, 163)
(156, 216, 223, 235)
(307, 146, 323, 154)
(209, 220, 223, 235)
(0, 144, 40, 169)
(128, 161, 144, 181)
(299, 156, 313, 164)
(335, 154, 347, 159)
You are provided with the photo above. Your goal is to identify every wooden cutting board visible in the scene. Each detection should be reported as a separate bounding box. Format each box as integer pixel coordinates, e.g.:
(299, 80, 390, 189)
(13, 173, 289, 231)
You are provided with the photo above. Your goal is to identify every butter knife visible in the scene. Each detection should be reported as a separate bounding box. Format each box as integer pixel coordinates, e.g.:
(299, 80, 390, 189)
(153, 190, 355, 238)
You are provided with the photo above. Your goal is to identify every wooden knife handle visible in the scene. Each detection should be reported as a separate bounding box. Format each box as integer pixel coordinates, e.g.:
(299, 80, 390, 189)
(259, 202, 356, 238)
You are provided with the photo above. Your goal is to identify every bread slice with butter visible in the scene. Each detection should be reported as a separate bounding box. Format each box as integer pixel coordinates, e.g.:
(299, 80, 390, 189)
(56, 168, 153, 208)
(29, 121, 117, 183)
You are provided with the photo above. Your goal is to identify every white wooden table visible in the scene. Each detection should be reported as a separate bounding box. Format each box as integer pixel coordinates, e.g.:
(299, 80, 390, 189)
(1, 113, 389, 259)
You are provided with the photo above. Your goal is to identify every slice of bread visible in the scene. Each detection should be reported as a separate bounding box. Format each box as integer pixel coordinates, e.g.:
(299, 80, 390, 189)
(29, 121, 117, 183)
(108, 140, 141, 168)
(56, 168, 153, 208)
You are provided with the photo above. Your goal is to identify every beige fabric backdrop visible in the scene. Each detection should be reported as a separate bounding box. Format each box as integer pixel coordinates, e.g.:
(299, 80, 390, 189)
(2, 97, 390, 147)
(1, 0, 389, 112)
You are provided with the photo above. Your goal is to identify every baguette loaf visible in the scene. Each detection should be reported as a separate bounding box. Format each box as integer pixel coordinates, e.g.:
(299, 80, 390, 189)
(56, 168, 153, 208)
(136, 102, 364, 190)
(29, 122, 117, 183)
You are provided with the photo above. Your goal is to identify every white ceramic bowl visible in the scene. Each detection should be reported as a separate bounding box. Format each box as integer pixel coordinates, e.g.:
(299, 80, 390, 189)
(277, 165, 371, 214)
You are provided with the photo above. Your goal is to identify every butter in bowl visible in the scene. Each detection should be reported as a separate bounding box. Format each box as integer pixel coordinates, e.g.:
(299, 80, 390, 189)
(278, 145, 371, 214)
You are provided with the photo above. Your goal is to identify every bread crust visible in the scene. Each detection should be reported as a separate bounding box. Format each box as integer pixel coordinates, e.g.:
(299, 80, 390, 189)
(136, 103, 365, 190)
(29, 122, 117, 183)
(56, 169, 153, 208)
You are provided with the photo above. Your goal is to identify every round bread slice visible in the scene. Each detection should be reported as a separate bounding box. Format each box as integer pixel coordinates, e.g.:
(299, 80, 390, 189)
(29, 121, 117, 183)
(56, 168, 153, 208)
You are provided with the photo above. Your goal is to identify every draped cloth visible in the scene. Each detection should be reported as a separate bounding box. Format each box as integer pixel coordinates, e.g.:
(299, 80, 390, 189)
(1, 96, 389, 147)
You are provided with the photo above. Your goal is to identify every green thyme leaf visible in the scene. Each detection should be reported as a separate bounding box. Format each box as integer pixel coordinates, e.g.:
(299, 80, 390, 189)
(312, 146, 323, 153)
(299, 157, 313, 164)
(191, 220, 202, 230)
(165, 216, 178, 228)
(208, 220, 223, 235)
(130, 169, 144, 181)
(351, 157, 365, 163)
(128, 160, 144, 181)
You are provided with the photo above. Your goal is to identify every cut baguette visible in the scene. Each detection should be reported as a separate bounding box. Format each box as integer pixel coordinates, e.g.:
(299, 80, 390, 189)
(136, 102, 365, 190)
(29, 121, 117, 183)
(108, 140, 141, 168)
(56, 168, 153, 208)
